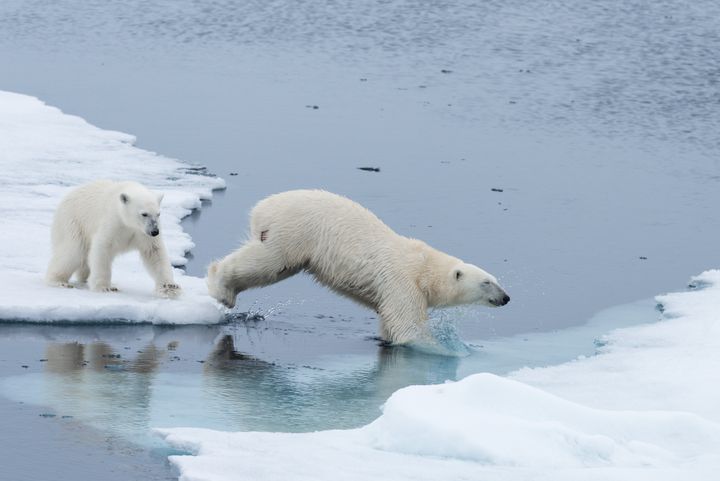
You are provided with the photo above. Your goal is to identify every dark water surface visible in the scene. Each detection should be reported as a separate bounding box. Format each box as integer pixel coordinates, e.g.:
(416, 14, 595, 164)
(1, 0, 719, 478)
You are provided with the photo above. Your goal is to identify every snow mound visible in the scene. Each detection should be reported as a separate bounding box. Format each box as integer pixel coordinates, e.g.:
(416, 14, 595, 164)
(159, 271, 720, 480)
(0, 91, 226, 324)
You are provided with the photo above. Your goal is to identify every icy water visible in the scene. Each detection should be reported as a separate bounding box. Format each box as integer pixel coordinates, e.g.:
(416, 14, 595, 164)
(0, 299, 659, 447)
(1, 0, 720, 479)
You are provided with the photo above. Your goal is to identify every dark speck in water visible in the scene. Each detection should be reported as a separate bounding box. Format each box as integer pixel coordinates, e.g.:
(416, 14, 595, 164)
(357, 167, 380, 172)
(491, 188, 504, 192)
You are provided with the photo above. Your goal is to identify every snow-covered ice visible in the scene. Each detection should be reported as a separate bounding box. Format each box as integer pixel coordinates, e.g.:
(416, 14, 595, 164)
(0, 91, 225, 324)
(159, 271, 720, 480)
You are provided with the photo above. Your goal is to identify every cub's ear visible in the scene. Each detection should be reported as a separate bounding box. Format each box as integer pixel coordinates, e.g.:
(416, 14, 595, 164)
(156, 193, 164, 205)
(120, 193, 129, 204)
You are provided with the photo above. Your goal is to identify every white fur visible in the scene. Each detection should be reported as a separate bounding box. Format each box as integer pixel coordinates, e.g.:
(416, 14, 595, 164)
(46, 180, 181, 298)
(207, 190, 509, 344)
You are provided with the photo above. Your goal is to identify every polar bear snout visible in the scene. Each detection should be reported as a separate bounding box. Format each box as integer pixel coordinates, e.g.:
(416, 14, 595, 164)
(145, 219, 160, 237)
(489, 291, 511, 307)
(482, 280, 510, 307)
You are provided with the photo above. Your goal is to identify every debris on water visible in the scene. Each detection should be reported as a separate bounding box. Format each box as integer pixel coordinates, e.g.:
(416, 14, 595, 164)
(360, 78, 368, 82)
(39, 413, 56, 418)
(39, 359, 47, 362)
(230, 312, 265, 322)
(440, 69, 453, 74)
(21, 365, 28, 369)
(102, 354, 121, 359)
(197, 360, 205, 363)
(491, 188, 504, 192)
(357, 167, 380, 172)
(305, 105, 319, 110)
(509, 100, 517, 104)
(61, 415, 73, 419)
(229, 172, 238, 176)
(639, 256, 648, 260)
(104, 364, 124, 371)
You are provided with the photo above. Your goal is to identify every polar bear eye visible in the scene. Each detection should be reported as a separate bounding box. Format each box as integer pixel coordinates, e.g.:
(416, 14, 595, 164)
(455, 270, 463, 280)
(141, 212, 148, 217)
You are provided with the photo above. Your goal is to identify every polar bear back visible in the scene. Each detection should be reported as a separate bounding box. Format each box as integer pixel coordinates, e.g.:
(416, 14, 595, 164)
(249, 190, 417, 303)
(52, 180, 147, 244)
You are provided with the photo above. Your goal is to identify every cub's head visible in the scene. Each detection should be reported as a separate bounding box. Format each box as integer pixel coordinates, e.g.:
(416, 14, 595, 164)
(207, 261, 237, 308)
(445, 262, 510, 308)
(118, 186, 164, 237)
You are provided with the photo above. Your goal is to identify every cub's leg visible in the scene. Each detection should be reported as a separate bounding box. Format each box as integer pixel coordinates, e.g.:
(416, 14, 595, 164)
(75, 258, 91, 284)
(139, 240, 181, 298)
(46, 241, 84, 288)
(87, 237, 117, 292)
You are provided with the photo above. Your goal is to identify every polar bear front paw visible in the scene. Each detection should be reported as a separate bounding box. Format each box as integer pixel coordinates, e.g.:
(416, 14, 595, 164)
(156, 283, 182, 299)
(91, 285, 118, 293)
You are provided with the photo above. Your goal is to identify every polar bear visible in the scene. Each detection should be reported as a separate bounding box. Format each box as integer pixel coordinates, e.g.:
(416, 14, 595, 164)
(207, 190, 509, 344)
(45, 180, 181, 298)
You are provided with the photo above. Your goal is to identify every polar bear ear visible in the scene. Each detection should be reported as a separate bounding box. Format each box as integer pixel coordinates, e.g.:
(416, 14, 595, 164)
(120, 193, 129, 204)
(156, 193, 164, 205)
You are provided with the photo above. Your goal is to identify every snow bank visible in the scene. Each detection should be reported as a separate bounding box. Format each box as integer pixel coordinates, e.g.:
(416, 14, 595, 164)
(0, 91, 225, 324)
(159, 271, 720, 480)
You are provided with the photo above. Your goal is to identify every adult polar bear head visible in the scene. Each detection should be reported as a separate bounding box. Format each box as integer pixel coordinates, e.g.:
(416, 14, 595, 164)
(420, 252, 510, 308)
(118, 184, 164, 237)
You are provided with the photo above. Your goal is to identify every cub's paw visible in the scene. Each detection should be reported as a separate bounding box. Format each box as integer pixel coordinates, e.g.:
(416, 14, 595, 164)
(157, 283, 182, 299)
(91, 285, 119, 293)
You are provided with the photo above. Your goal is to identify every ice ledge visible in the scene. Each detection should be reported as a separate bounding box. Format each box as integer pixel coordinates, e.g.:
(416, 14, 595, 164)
(0, 90, 225, 324)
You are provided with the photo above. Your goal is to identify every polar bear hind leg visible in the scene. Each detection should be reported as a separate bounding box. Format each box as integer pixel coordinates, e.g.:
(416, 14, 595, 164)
(223, 240, 300, 293)
(46, 241, 85, 288)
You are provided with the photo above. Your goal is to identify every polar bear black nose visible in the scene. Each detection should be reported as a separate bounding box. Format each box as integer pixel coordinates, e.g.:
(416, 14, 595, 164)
(150, 229, 159, 237)
(501, 294, 510, 305)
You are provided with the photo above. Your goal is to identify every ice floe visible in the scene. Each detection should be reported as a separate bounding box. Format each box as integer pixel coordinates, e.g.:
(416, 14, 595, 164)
(159, 271, 720, 480)
(0, 91, 225, 324)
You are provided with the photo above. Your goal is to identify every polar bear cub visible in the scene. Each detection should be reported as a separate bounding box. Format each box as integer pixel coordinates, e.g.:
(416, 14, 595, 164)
(207, 189, 509, 344)
(46, 180, 181, 298)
